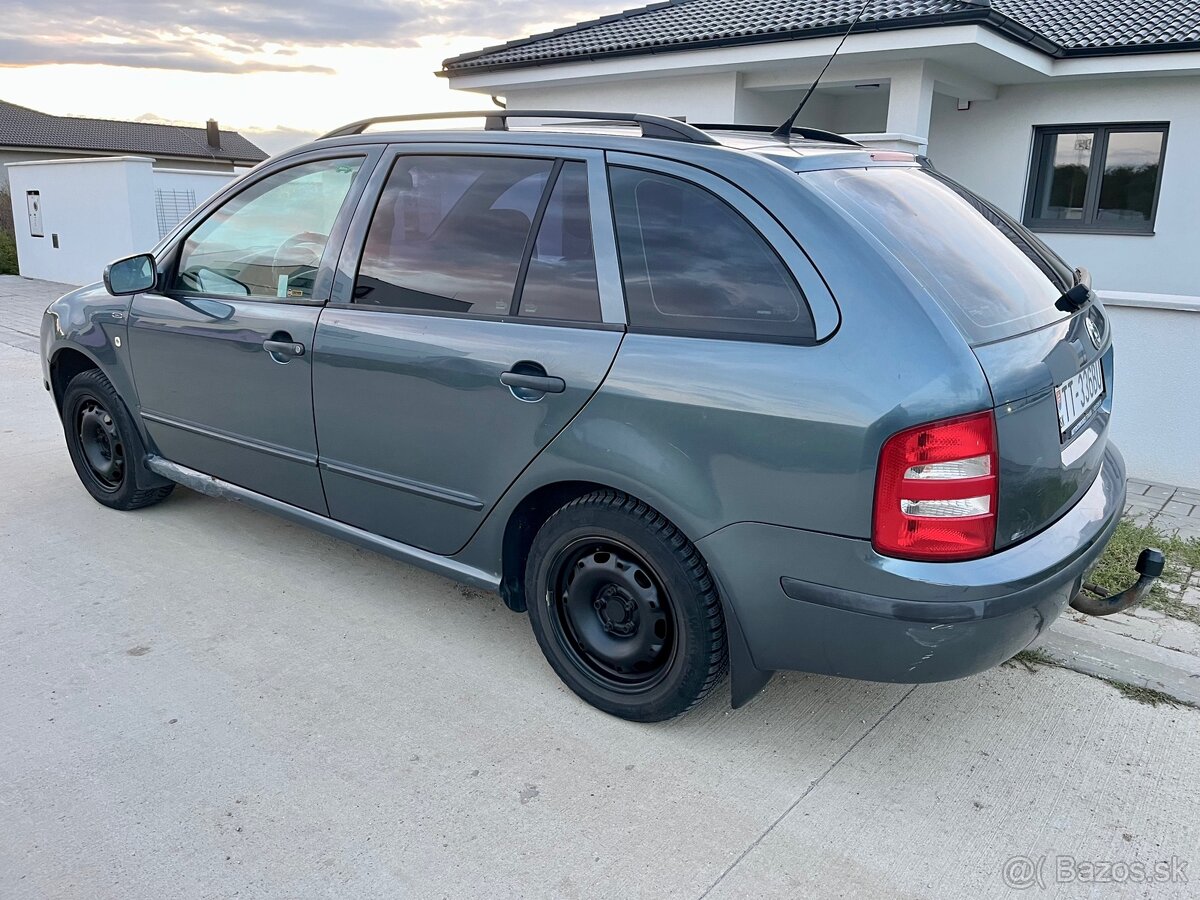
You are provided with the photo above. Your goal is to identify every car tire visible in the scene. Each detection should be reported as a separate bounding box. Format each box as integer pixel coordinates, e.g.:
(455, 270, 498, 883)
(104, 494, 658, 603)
(524, 490, 728, 721)
(61, 368, 174, 510)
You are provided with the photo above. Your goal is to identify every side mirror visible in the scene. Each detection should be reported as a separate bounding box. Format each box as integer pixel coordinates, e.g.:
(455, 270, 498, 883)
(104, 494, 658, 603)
(103, 253, 157, 296)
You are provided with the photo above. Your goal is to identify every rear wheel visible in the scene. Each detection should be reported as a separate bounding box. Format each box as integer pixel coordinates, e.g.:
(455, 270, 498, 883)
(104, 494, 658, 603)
(62, 369, 173, 510)
(525, 491, 727, 721)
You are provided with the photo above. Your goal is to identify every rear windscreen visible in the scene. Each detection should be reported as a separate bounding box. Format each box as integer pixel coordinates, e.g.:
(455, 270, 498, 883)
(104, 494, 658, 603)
(802, 166, 1072, 344)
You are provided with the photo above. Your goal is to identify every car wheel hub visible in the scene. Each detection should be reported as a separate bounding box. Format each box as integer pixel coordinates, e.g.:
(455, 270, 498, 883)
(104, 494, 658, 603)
(78, 400, 124, 490)
(551, 541, 674, 688)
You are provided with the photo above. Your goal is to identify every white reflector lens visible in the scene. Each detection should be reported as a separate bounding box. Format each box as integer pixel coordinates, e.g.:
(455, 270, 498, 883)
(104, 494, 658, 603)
(900, 495, 991, 518)
(904, 454, 991, 480)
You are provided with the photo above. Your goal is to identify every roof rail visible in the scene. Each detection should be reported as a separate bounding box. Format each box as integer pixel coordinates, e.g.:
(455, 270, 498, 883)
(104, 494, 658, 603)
(690, 123, 862, 147)
(318, 110, 720, 145)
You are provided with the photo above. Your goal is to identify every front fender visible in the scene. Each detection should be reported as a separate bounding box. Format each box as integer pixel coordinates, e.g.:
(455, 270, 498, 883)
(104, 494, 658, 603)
(41, 282, 147, 442)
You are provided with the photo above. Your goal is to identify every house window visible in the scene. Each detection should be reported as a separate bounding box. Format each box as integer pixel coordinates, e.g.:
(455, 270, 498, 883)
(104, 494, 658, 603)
(1024, 124, 1168, 234)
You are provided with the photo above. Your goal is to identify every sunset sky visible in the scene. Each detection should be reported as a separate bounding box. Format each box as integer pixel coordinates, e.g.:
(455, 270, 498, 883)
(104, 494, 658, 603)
(0, 2, 614, 154)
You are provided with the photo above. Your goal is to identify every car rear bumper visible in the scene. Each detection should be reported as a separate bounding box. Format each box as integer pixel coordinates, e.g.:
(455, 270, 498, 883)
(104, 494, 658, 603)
(696, 442, 1126, 683)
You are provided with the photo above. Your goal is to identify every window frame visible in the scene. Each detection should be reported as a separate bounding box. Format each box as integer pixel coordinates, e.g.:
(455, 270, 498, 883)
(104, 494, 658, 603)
(1023, 122, 1168, 236)
(605, 151, 835, 345)
(158, 146, 383, 307)
(330, 142, 625, 328)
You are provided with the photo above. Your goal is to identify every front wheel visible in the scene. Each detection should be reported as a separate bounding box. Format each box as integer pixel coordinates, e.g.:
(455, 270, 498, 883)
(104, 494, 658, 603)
(61, 369, 174, 510)
(524, 491, 727, 721)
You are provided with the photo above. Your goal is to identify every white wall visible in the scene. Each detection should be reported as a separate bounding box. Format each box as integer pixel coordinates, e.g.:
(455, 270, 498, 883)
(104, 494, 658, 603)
(928, 76, 1200, 297)
(504, 72, 740, 122)
(1102, 301, 1200, 487)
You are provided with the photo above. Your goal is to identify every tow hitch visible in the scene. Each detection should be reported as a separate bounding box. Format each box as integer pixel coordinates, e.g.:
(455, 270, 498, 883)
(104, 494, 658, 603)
(1070, 548, 1165, 617)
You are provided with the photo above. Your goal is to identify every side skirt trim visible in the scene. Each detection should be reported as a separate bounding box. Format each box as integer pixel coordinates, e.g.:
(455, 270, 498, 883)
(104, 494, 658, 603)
(145, 455, 500, 593)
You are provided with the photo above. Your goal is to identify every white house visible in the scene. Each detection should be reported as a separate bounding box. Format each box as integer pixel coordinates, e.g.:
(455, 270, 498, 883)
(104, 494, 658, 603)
(441, 0, 1200, 486)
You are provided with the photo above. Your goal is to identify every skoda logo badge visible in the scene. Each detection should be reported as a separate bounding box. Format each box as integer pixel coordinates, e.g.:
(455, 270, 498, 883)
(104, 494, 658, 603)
(1085, 314, 1103, 349)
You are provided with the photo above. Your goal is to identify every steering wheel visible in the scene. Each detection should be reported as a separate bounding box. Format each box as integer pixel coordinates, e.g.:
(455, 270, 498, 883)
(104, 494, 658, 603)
(271, 232, 327, 273)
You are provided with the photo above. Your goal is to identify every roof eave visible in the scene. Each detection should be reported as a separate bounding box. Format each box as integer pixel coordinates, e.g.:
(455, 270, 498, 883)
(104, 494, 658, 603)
(440, 7, 1193, 78)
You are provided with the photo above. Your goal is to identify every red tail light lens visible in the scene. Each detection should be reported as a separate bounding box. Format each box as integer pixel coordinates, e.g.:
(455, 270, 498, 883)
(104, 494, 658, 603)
(873, 411, 998, 561)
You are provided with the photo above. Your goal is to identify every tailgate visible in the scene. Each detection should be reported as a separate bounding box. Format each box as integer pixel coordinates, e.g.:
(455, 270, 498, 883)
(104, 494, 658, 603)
(975, 303, 1113, 548)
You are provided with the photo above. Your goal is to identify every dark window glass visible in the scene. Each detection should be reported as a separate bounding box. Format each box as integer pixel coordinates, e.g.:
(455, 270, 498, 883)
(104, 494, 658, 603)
(1025, 124, 1166, 233)
(804, 166, 1067, 345)
(517, 162, 600, 323)
(1032, 131, 1093, 223)
(175, 157, 363, 300)
(1097, 131, 1164, 228)
(355, 155, 553, 315)
(609, 166, 813, 340)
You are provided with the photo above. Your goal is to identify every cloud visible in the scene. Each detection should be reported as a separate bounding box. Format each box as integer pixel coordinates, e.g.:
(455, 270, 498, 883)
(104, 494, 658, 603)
(0, 1, 619, 75)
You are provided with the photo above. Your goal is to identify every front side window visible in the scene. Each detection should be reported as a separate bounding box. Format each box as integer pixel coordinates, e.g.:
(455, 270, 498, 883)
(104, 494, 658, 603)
(609, 166, 813, 340)
(354, 155, 553, 315)
(174, 157, 363, 299)
(1025, 124, 1167, 233)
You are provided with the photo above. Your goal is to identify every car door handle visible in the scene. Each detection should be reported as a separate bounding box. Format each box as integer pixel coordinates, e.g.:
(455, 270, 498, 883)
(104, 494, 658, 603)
(263, 339, 305, 358)
(500, 371, 565, 394)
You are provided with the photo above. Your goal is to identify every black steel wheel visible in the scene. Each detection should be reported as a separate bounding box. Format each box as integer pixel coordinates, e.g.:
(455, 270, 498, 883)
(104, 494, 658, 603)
(525, 491, 727, 721)
(61, 368, 174, 510)
(76, 396, 125, 492)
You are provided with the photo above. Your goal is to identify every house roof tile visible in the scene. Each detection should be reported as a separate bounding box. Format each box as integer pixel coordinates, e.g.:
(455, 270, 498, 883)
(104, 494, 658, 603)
(0, 100, 267, 164)
(442, 0, 1200, 73)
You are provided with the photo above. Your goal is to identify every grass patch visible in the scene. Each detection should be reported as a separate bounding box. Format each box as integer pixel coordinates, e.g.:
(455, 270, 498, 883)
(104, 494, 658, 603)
(1086, 518, 1200, 625)
(1101, 678, 1197, 709)
(1003, 647, 1059, 672)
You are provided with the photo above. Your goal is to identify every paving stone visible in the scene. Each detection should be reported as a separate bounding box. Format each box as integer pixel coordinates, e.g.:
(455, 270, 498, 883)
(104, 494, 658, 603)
(1157, 627, 1200, 655)
(1082, 611, 1162, 644)
(1163, 500, 1196, 517)
(1175, 489, 1200, 504)
(1143, 484, 1176, 500)
(1126, 480, 1151, 496)
(1151, 514, 1200, 540)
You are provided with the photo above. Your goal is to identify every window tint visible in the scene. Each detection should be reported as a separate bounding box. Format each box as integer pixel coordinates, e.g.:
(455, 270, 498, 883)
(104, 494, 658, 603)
(517, 162, 600, 323)
(355, 155, 553, 315)
(609, 167, 812, 340)
(804, 166, 1066, 345)
(174, 157, 362, 299)
(1025, 124, 1167, 233)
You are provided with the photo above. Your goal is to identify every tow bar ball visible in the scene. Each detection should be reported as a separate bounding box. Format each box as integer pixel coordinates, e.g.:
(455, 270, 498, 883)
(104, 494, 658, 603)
(1070, 548, 1166, 617)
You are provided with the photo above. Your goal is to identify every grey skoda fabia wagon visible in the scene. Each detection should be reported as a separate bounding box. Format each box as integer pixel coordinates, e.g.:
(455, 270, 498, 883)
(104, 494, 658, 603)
(42, 111, 1151, 721)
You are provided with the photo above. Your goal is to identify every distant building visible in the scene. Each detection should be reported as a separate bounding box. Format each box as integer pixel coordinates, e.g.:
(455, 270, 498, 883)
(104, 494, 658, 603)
(0, 100, 267, 190)
(3, 103, 266, 284)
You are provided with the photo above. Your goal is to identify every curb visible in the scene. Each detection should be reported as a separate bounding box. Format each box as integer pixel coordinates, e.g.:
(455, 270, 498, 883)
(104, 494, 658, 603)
(1035, 618, 1200, 706)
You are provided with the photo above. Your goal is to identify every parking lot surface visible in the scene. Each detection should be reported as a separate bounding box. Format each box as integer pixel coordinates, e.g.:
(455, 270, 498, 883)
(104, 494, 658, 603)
(2, 278, 1199, 898)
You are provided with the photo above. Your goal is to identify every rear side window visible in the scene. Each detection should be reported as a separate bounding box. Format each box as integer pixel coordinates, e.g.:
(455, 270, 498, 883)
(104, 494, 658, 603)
(517, 161, 600, 323)
(355, 155, 553, 315)
(609, 166, 814, 340)
(802, 167, 1068, 344)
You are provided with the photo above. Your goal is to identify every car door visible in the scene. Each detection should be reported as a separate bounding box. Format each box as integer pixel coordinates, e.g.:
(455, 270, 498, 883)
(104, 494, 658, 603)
(127, 148, 380, 513)
(313, 144, 626, 554)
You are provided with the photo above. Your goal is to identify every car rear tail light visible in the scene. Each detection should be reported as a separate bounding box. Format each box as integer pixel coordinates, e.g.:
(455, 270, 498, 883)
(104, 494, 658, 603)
(873, 411, 998, 561)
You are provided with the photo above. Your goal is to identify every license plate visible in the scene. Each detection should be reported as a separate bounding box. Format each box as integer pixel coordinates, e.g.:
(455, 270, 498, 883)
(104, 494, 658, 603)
(1055, 359, 1105, 439)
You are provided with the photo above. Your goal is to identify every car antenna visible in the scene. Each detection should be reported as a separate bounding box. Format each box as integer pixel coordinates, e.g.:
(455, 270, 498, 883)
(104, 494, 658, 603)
(771, 0, 873, 142)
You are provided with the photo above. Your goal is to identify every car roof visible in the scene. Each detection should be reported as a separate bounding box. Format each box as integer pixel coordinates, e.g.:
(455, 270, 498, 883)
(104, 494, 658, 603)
(270, 111, 917, 173)
(283, 124, 909, 175)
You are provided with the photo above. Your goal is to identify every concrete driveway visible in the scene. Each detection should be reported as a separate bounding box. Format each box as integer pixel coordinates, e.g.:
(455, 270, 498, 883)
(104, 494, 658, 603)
(2, 277, 1198, 899)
